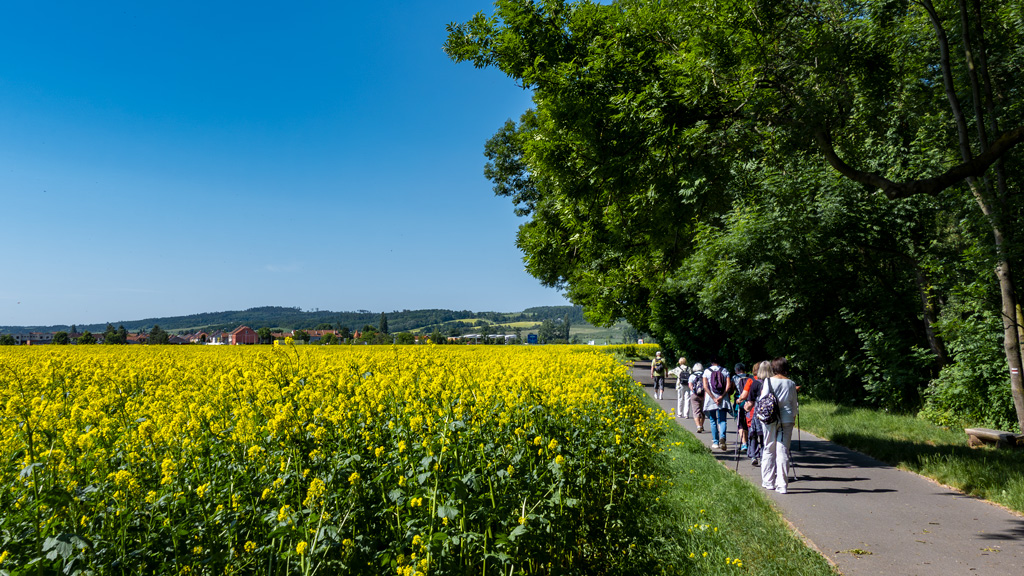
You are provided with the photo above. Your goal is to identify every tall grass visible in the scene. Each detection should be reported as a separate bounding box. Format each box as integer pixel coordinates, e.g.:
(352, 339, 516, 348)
(797, 398, 1024, 515)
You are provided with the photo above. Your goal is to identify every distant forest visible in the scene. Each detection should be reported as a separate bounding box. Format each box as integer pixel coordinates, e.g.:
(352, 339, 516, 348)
(1, 305, 587, 336)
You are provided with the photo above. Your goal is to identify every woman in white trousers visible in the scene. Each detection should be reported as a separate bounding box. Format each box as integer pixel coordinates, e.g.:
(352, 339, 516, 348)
(671, 357, 691, 418)
(758, 357, 799, 494)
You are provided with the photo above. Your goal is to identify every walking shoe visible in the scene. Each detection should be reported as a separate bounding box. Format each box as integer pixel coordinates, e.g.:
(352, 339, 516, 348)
(711, 442, 720, 450)
(751, 458, 760, 467)
(741, 444, 748, 451)
(776, 486, 787, 494)
(720, 442, 728, 451)
(762, 483, 774, 490)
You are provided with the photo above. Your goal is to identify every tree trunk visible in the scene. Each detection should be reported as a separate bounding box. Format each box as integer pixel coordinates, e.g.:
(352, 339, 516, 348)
(921, 0, 1024, 433)
(913, 264, 947, 366)
(996, 261, 1024, 433)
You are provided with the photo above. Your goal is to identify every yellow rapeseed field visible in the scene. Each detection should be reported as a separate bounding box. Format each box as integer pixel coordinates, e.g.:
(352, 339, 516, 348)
(0, 344, 669, 575)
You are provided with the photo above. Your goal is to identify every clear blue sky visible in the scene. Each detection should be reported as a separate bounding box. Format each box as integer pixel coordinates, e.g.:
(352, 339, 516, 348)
(0, 1, 569, 327)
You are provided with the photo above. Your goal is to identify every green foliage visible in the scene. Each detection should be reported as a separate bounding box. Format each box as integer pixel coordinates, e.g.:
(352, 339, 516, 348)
(446, 0, 1024, 429)
(76, 331, 96, 345)
(104, 324, 128, 345)
(52, 331, 70, 345)
(847, 322, 935, 413)
(2, 307, 592, 338)
(0, 334, 15, 346)
(148, 324, 170, 345)
(921, 300, 1020, 432)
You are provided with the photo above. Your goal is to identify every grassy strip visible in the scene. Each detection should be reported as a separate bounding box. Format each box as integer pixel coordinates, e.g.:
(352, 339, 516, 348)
(638, 396, 837, 575)
(797, 398, 1024, 515)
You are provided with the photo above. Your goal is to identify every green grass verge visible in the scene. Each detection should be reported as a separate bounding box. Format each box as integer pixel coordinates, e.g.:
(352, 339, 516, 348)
(797, 398, 1024, 515)
(637, 396, 837, 575)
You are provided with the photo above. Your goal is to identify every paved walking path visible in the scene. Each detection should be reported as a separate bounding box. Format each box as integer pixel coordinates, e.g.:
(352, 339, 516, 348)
(632, 362, 1024, 575)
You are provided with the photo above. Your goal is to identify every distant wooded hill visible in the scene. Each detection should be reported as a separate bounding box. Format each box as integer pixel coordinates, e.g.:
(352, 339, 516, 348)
(1, 305, 587, 335)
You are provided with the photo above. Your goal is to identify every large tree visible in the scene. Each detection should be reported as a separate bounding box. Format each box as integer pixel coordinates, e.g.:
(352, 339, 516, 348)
(148, 325, 170, 345)
(446, 0, 1024, 429)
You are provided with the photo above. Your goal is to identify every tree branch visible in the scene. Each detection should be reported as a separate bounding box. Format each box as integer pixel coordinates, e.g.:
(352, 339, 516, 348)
(814, 126, 1024, 199)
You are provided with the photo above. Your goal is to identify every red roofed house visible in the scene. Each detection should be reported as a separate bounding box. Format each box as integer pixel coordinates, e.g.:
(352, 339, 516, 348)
(229, 326, 258, 345)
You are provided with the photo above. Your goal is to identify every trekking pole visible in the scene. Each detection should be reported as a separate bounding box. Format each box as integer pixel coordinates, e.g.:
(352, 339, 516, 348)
(797, 411, 802, 451)
(785, 426, 799, 482)
(734, 437, 741, 472)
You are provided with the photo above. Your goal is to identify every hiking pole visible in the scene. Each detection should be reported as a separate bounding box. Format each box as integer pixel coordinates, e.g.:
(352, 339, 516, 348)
(785, 427, 799, 482)
(796, 411, 802, 451)
(734, 437, 741, 472)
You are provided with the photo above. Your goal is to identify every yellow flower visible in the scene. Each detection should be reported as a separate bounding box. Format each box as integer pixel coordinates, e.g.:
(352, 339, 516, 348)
(244, 541, 257, 553)
(296, 541, 308, 555)
(303, 478, 326, 508)
(277, 505, 293, 523)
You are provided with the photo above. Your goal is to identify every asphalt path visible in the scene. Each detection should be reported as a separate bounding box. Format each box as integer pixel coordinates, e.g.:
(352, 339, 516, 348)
(632, 361, 1024, 575)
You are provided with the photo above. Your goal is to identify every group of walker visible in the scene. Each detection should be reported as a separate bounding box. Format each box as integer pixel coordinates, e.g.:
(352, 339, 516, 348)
(651, 352, 800, 494)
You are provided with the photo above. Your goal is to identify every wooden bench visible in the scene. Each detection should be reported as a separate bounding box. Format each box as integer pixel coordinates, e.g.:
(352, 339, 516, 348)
(964, 427, 1024, 449)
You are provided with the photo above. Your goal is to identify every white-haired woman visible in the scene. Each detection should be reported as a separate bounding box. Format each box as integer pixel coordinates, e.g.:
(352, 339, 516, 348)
(670, 357, 692, 418)
(688, 362, 705, 432)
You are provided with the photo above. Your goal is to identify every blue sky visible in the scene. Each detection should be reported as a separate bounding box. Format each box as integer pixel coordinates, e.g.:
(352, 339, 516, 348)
(0, 1, 569, 327)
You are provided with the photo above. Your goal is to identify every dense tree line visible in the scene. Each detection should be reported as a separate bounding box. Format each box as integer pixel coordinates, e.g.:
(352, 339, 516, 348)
(446, 0, 1024, 431)
(0, 306, 591, 338)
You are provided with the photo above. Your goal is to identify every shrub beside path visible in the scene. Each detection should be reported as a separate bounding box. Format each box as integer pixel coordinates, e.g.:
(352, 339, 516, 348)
(632, 362, 1024, 575)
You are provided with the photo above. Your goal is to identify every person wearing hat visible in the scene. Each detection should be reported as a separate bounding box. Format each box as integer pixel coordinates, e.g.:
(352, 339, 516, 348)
(688, 362, 705, 432)
(650, 351, 667, 400)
